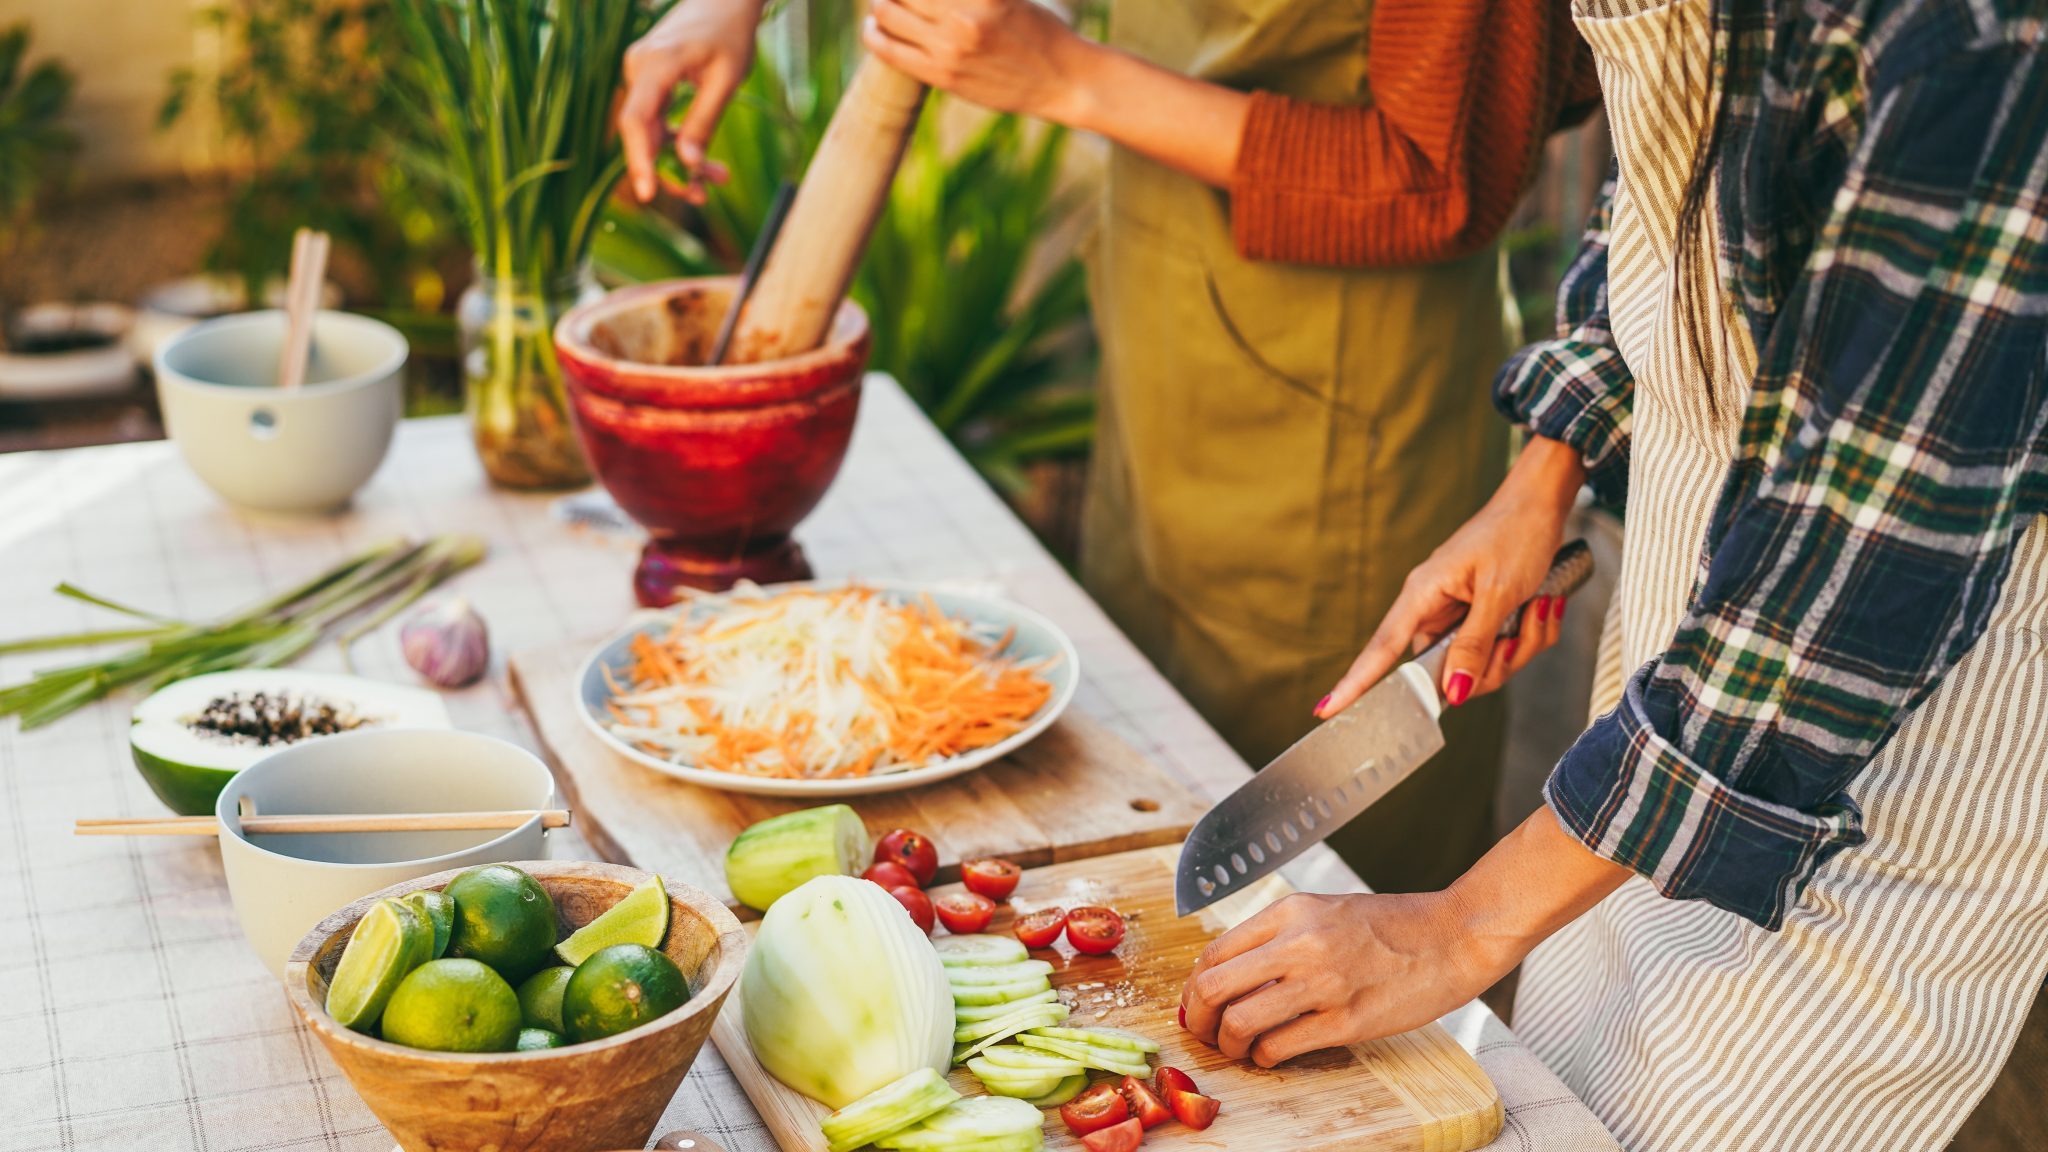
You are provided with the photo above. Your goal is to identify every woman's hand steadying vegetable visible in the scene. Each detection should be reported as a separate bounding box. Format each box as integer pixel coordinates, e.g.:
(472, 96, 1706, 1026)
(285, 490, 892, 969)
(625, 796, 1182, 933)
(617, 0, 761, 204)
(1317, 436, 1588, 717)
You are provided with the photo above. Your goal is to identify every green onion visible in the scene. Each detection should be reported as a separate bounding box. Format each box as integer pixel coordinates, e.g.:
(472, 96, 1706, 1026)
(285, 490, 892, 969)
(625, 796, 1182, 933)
(0, 535, 486, 729)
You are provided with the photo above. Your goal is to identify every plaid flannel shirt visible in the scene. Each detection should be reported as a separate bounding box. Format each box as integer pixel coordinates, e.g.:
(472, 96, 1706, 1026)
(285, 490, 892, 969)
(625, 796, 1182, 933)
(1496, 0, 2048, 929)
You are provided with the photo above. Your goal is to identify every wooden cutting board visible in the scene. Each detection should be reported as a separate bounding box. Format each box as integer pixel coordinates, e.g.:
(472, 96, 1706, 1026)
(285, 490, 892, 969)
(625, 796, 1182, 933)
(710, 845, 1503, 1152)
(509, 637, 1206, 911)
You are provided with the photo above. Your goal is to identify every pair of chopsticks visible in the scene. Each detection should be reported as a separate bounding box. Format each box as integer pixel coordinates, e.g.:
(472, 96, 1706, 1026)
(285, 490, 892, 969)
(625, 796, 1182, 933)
(74, 809, 572, 838)
(277, 227, 331, 390)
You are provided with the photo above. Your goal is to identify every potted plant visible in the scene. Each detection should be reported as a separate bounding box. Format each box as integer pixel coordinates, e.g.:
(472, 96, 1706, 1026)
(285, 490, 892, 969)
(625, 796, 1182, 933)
(390, 0, 646, 489)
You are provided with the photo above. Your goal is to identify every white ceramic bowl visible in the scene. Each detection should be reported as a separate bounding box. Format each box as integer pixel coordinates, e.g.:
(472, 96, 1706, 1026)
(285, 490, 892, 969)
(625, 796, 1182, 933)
(215, 728, 557, 979)
(575, 582, 1080, 797)
(155, 309, 406, 513)
(0, 302, 136, 401)
(130, 274, 343, 366)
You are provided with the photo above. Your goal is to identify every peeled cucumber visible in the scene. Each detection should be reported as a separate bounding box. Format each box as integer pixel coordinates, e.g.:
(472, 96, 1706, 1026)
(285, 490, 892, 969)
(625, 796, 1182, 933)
(820, 1067, 960, 1152)
(935, 934, 1029, 967)
(1021, 1074, 1088, 1108)
(950, 977, 1052, 1006)
(1014, 1033, 1150, 1077)
(953, 988, 1059, 1022)
(1028, 1025, 1160, 1054)
(966, 1059, 1064, 1099)
(724, 805, 868, 912)
(946, 960, 1055, 986)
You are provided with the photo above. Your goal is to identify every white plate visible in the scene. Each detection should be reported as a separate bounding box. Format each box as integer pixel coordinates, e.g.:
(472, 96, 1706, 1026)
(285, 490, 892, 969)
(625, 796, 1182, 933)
(573, 582, 1080, 797)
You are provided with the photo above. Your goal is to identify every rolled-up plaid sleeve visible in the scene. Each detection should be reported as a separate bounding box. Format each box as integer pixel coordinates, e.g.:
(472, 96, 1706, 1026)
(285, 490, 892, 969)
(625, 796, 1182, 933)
(1548, 36, 2048, 929)
(1494, 170, 1635, 508)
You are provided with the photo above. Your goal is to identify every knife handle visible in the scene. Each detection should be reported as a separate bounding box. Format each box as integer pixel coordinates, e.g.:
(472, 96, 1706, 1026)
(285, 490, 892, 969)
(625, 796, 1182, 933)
(1414, 540, 1594, 681)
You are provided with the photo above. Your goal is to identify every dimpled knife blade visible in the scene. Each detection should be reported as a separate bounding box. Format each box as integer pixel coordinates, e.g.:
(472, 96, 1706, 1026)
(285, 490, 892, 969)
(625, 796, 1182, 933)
(1174, 660, 1445, 915)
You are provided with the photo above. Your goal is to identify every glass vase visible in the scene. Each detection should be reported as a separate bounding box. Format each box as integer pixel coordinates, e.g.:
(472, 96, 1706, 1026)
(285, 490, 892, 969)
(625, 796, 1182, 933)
(456, 262, 602, 489)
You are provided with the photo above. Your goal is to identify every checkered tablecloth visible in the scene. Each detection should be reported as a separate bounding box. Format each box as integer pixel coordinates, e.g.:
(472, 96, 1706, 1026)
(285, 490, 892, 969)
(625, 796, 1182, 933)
(0, 378, 1615, 1151)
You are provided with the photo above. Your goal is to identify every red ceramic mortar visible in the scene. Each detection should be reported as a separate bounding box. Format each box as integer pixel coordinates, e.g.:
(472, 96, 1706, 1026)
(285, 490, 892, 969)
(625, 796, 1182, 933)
(554, 278, 868, 605)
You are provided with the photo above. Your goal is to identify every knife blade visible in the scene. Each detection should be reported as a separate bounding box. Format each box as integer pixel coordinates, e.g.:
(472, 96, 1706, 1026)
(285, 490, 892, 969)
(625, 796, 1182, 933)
(1175, 540, 1595, 915)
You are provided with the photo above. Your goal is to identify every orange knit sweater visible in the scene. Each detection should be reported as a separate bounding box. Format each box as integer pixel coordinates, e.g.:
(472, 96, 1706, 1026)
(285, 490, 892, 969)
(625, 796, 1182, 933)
(1231, 0, 1602, 267)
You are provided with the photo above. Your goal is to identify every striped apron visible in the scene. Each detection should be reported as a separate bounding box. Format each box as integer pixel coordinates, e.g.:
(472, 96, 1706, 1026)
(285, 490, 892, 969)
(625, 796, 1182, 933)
(1510, 2, 2048, 1149)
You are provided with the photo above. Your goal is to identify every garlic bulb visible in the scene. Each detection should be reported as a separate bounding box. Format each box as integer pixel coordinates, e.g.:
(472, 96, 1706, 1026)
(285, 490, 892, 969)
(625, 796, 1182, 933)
(400, 597, 490, 688)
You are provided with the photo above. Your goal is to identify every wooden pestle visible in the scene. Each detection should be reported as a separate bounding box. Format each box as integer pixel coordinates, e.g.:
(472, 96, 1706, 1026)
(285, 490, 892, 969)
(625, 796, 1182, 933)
(724, 57, 927, 364)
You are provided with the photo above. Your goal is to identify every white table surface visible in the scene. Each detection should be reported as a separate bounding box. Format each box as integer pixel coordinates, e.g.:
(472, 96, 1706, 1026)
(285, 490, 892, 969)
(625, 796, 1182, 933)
(0, 378, 1615, 1151)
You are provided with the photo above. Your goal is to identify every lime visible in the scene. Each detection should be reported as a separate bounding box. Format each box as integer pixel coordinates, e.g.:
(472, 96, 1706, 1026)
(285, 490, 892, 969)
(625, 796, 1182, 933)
(406, 890, 455, 959)
(444, 865, 557, 982)
(380, 958, 522, 1053)
(325, 898, 431, 1032)
(516, 1027, 567, 1051)
(562, 943, 691, 1043)
(516, 965, 574, 1033)
(555, 876, 669, 966)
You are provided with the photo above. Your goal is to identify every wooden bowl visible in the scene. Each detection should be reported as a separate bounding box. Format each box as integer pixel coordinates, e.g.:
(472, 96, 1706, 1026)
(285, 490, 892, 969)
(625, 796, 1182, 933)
(285, 860, 746, 1152)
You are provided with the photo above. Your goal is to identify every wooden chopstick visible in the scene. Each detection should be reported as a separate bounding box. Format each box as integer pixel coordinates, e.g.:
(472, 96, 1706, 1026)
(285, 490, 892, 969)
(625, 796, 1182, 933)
(708, 180, 797, 366)
(277, 227, 330, 390)
(74, 809, 572, 837)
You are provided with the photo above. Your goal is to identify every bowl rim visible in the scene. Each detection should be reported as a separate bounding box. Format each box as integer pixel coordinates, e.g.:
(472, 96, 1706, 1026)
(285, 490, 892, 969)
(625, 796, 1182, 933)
(283, 859, 747, 1065)
(553, 277, 869, 394)
(214, 728, 552, 873)
(155, 308, 408, 399)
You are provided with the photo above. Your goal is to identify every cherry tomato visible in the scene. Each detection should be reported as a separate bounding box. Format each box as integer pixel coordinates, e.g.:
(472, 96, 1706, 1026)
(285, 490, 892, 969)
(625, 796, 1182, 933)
(1065, 906, 1126, 955)
(1155, 1067, 1197, 1098)
(1059, 1082, 1130, 1136)
(1014, 907, 1067, 949)
(933, 891, 996, 934)
(1117, 1075, 1171, 1129)
(961, 857, 1021, 901)
(1080, 1117, 1145, 1152)
(861, 861, 918, 890)
(875, 828, 939, 886)
(888, 885, 935, 935)
(1164, 1086, 1220, 1131)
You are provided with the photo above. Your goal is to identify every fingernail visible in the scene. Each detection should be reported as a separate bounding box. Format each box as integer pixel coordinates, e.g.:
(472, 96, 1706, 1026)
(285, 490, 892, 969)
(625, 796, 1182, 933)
(1445, 670, 1473, 706)
(1501, 638, 1519, 662)
(1555, 598, 1568, 622)
(1178, 1004, 1188, 1030)
(1314, 694, 1331, 718)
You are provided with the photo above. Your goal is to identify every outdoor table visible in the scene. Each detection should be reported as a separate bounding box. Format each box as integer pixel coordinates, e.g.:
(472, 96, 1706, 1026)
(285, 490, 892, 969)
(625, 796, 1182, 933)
(0, 378, 1617, 1150)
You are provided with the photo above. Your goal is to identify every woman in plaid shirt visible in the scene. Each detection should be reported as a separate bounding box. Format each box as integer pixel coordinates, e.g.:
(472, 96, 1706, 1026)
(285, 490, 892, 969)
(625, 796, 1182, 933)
(1182, 1, 2048, 1147)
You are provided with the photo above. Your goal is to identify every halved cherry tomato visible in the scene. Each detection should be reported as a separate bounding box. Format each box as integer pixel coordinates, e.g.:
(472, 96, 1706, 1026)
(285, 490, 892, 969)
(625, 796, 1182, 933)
(1118, 1075, 1171, 1129)
(1065, 905, 1126, 955)
(1155, 1066, 1197, 1098)
(862, 861, 918, 890)
(1060, 1083, 1131, 1137)
(1080, 1116, 1145, 1152)
(874, 828, 939, 885)
(1164, 1086, 1221, 1130)
(934, 891, 996, 934)
(889, 885, 935, 935)
(1014, 907, 1067, 949)
(961, 857, 1021, 900)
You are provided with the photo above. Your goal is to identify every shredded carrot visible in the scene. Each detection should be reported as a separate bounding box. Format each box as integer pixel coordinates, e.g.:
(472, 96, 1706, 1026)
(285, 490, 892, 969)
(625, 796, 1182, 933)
(599, 583, 1056, 780)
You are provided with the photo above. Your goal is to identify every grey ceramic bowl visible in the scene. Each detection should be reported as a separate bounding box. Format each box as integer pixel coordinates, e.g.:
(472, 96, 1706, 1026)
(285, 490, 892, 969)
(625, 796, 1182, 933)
(215, 728, 556, 979)
(155, 309, 406, 513)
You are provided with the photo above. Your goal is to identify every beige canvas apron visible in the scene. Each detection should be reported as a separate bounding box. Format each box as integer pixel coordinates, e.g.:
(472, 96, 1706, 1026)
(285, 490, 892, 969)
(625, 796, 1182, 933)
(1512, 2, 2048, 1148)
(1079, 0, 1512, 891)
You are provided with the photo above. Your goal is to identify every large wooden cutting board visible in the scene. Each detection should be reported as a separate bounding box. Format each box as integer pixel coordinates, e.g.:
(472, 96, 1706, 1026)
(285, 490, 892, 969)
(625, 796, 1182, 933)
(711, 845, 1503, 1152)
(509, 637, 1206, 911)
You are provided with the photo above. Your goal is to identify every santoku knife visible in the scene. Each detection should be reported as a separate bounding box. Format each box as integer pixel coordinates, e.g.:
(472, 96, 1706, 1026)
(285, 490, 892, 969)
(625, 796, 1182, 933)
(1175, 540, 1595, 915)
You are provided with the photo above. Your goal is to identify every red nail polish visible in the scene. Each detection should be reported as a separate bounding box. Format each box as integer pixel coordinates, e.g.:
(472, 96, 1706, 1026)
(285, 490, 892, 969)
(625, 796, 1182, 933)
(1501, 638, 1519, 662)
(1314, 694, 1331, 717)
(1179, 1004, 1188, 1030)
(1445, 670, 1473, 706)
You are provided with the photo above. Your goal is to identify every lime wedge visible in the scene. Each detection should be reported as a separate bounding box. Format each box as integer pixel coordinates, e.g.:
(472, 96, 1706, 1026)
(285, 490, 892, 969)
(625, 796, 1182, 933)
(554, 876, 669, 966)
(326, 898, 430, 1032)
(406, 890, 455, 959)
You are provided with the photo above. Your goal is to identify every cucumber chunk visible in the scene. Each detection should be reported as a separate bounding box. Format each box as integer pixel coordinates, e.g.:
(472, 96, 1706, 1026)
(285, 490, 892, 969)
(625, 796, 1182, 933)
(945, 959, 1055, 987)
(819, 1067, 961, 1152)
(1021, 1074, 1088, 1108)
(949, 976, 1052, 1006)
(953, 988, 1059, 1022)
(935, 934, 1030, 967)
(1028, 1025, 1161, 1055)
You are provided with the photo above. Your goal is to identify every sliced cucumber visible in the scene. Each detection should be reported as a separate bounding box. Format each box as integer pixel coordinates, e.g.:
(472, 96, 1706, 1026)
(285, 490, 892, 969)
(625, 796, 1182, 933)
(935, 934, 1029, 967)
(955, 1012, 1073, 1065)
(945, 959, 1055, 987)
(1021, 1074, 1088, 1108)
(876, 1132, 1042, 1152)
(954, 1002, 1067, 1044)
(1015, 1033, 1151, 1077)
(820, 1067, 961, 1152)
(950, 976, 1052, 1006)
(974, 1044, 1085, 1076)
(953, 988, 1059, 1022)
(966, 1059, 1065, 1098)
(917, 1096, 1047, 1137)
(1028, 1025, 1161, 1055)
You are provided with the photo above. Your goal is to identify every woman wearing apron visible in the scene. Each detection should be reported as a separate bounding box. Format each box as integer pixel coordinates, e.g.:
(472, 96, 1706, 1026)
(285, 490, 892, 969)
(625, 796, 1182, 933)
(1183, 2, 2048, 1148)
(619, 0, 1600, 893)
